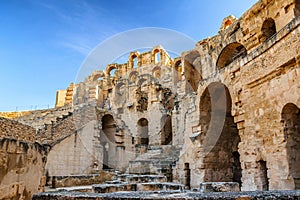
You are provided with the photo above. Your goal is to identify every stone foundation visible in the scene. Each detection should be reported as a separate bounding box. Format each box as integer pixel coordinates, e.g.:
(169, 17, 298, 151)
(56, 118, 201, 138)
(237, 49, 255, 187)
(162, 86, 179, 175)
(33, 190, 300, 200)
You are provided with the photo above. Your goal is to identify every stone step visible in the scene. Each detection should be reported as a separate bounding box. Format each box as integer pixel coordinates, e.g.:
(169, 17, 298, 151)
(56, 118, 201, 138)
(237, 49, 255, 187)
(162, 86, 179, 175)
(92, 182, 184, 193)
(136, 182, 184, 192)
(105, 180, 123, 184)
(124, 174, 167, 183)
(56, 185, 93, 193)
(128, 159, 174, 175)
(92, 183, 134, 193)
(199, 182, 240, 193)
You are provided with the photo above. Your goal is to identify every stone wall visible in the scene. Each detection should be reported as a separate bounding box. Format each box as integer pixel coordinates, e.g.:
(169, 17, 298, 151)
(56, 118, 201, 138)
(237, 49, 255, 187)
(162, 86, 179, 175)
(0, 117, 37, 142)
(0, 138, 49, 200)
(46, 120, 101, 176)
(0, 110, 33, 119)
(174, 0, 300, 190)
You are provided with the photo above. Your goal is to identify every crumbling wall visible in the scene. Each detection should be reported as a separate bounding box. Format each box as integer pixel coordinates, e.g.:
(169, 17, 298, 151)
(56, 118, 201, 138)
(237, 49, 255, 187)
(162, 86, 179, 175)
(0, 116, 49, 200)
(0, 117, 37, 142)
(0, 110, 33, 119)
(0, 138, 49, 200)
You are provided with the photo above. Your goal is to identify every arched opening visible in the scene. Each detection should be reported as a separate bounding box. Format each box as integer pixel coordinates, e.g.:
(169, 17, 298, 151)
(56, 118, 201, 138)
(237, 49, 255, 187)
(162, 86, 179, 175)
(216, 42, 247, 69)
(131, 54, 138, 68)
(116, 83, 126, 96)
(200, 82, 242, 185)
(161, 115, 172, 145)
(174, 60, 182, 84)
(257, 160, 269, 190)
(136, 79, 148, 112)
(232, 151, 242, 186)
(129, 71, 138, 83)
(282, 103, 300, 189)
(152, 66, 161, 79)
(110, 68, 117, 77)
(154, 49, 161, 63)
(101, 114, 116, 169)
(184, 163, 191, 189)
(93, 73, 104, 82)
(115, 83, 126, 105)
(261, 18, 276, 42)
(137, 118, 149, 145)
(106, 65, 117, 77)
(184, 51, 202, 92)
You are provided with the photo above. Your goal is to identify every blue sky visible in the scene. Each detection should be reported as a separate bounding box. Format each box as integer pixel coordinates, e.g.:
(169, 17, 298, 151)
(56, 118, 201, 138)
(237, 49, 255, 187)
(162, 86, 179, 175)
(0, 0, 257, 111)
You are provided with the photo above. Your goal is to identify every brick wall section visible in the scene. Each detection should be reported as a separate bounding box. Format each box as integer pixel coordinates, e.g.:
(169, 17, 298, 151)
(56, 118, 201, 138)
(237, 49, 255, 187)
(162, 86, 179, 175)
(37, 112, 76, 145)
(0, 117, 37, 143)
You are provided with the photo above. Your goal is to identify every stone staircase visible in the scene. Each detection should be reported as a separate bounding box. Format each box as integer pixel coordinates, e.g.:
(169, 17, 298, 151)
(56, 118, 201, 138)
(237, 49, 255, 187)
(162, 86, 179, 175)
(129, 145, 181, 181)
(55, 173, 184, 194)
(14, 106, 72, 129)
(52, 145, 183, 195)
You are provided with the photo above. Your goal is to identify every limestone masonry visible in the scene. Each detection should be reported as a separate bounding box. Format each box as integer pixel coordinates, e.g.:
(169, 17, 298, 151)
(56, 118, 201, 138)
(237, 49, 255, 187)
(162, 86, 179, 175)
(1, 0, 300, 199)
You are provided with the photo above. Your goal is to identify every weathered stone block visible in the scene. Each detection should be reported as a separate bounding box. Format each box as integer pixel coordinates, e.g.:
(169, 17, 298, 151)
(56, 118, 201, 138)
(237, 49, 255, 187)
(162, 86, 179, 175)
(199, 182, 240, 192)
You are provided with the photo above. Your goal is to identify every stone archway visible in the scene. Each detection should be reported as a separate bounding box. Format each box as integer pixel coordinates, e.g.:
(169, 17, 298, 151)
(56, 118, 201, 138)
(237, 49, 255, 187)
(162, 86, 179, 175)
(200, 82, 242, 185)
(282, 103, 300, 189)
(174, 59, 182, 84)
(261, 18, 276, 42)
(216, 42, 247, 69)
(183, 50, 202, 92)
(137, 118, 149, 145)
(161, 115, 172, 145)
(101, 114, 116, 169)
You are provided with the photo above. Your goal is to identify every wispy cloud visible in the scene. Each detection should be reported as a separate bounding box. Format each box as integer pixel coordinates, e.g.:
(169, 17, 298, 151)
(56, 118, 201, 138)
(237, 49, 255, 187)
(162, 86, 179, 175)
(35, 0, 125, 56)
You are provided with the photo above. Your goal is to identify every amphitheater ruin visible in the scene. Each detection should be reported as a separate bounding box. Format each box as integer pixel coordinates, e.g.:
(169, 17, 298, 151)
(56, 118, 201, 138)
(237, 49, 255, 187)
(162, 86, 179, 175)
(1, 0, 300, 199)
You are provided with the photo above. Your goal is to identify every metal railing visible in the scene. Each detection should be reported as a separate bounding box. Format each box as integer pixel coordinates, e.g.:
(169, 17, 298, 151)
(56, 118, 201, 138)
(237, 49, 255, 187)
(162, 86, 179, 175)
(0, 104, 54, 112)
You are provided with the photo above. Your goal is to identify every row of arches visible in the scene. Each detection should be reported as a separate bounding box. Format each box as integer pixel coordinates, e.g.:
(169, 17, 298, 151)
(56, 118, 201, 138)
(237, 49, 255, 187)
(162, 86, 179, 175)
(182, 18, 277, 94)
(217, 18, 276, 69)
(282, 103, 300, 189)
(90, 18, 278, 96)
(196, 82, 300, 190)
(128, 48, 165, 69)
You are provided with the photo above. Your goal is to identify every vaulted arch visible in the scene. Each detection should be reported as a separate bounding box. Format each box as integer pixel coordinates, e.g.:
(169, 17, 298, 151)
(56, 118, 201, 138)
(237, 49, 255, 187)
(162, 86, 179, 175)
(200, 82, 241, 185)
(129, 71, 138, 83)
(129, 52, 140, 69)
(101, 114, 116, 169)
(153, 49, 161, 64)
(261, 18, 276, 42)
(282, 103, 300, 189)
(161, 115, 172, 145)
(92, 71, 105, 81)
(106, 64, 117, 77)
(152, 66, 161, 79)
(174, 59, 182, 84)
(184, 50, 202, 92)
(137, 118, 149, 146)
(216, 42, 247, 69)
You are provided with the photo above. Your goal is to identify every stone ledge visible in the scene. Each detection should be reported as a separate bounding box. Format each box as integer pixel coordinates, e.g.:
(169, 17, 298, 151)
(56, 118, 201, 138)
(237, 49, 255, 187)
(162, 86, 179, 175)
(200, 182, 240, 192)
(33, 190, 300, 200)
